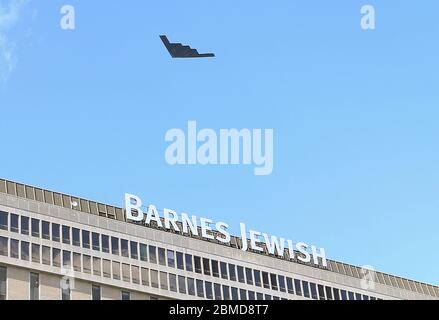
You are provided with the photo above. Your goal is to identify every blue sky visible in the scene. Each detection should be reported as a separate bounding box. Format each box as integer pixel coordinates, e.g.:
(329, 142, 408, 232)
(1, 0, 438, 285)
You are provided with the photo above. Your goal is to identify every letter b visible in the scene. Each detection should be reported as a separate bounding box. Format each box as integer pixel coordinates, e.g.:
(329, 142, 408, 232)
(125, 194, 144, 222)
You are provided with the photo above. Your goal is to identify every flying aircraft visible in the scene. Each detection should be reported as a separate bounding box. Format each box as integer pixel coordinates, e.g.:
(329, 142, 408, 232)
(160, 35, 215, 58)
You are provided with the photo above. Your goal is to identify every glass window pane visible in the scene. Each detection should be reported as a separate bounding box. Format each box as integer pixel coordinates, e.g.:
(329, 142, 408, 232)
(113, 262, 121, 280)
(187, 278, 195, 296)
(203, 258, 211, 276)
(21, 241, 29, 261)
(254, 270, 262, 287)
(310, 283, 318, 299)
(92, 285, 101, 300)
(205, 281, 213, 299)
(83, 255, 91, 274)
(122, 291, 130, 301)
(32, 244, 40, 263)
(229, 264, 236, 281)
(196, 279, 204, 298)
(31, 219, 39, 237)
(220, 262, 228, 280)
(82, 230, 90, 249)
(270, 273, 278, 291)
(167, 250, 175, 267)
(30, 273, 39, 300)
(52, 248, 61, 267)
(279, 275, 286, 292)
(149, 246, 157, 264)
(318, 284, 325, 300)
(178, 276, 186, 294)
(231, 287, 239, 300)
(302, 281, 310, 298)
(139, 244, 147, 262)
(176, 252, 184, 270)
(42, 221, 50, 240)
(62, 226, 70, 244)
(333, 288, 341, 300)
(214, 283, 222, 300)
(0, 266, 7, 300)
(0, 237, 8, 256)
(169, 274, 177, 292)
(212, 260, 219, 277)
(140, 267, 148, 286)
(10, 239, 19, 259)
(151, 270, 159, 288)
(158, 247, 166, 266)
(63, 250, 71, 268)
(93, 257, 102, 276)
(130, 241, 138, 259)
(103, 259, 111, 278)
(21, 216, 29, 235)
(286, 277, 294, 294)
(325, 286, 333, 300)
(72, 228, 80, 247)
(112, 237, 119, 255)
(222, 285, 230, 300)
(73, 253, 81, 272)
(240, 289, 247, 300)
(122, 264, 130, 282)
(194, 256, 202, 273)
(237, 266, 245, 283)
(0, 211, 7, 230)
(294, 279, 302, 296)
(10, 214, 19, 233)
(121, 239, 129, 257)
(262, 272, 270, 289)
(160, 272, 168, 290)
(92, 232, 100, 251)
(185, 254, 193, 272)
(52, 223, 60, 242)
(245, 268, 253, 285)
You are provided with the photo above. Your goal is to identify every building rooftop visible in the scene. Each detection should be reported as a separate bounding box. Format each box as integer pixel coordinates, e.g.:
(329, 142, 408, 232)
(0, 177, 438, 298)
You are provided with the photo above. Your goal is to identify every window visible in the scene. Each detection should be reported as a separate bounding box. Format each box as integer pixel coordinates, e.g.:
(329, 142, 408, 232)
(121, 239, 129, 257)
(0, 211, 8, 230)
(72, 228, 80, 247)
(0, 266, 6, 300)
(254, 270, 262, 287)
(139, 244, 147, 262)
(203, 258, 211, 276)
(256, 293, 264, 300)
(211, 260, 219, 277)
(185, 254, 193, 272)
(62, 226, 70, 245)
(214, 283, 222, 300)
(111, 237, 119, 255)
(302, 281, 310, 298)
(82, 230, 90, 249)
(31, 219, 39, 237)
(264, 294, 272, 300)
(122, 263, 130, 281)
(318, 284, 326, 300)
(30, 273, 39, 300)
(141, 267, 149, 286)
(169, 274, 177, 292)
(121, 291, 131, 301)
(245, 268, 253, 285)
(92, 285, 101, 300)
(333, 288, 341, 300)
(158, 247, 166, 266)
(61, 279, 71, 300)
(194, 256, 202, 273)
(325, 286, 333, 300)
(151, 270, 159, 288)
(93, 257, 101, 276)
(237, 266, 245, 283)
(167, 250, 175, 267)
(42, 221, 50, 240)
(262, 272, 270, 289)
(355, 293, 362, 300)
(130, 241, 138, 259)
(341, 290, 347, 300)
(149, 246, 157, 264)
(132, 266, 140, 284)
(160, 271, 168, 290)
(220, 262, 228, 280)
(21, 241, 30, 261)
(63, 251, 71, 268)
(103, 259, 111, 278)
(83, 255, 91, 274)
(176, 252, 184, 270)
(231, 287, 239, 300)
(32, 244, 40, 263)
(41, 246, 50, 265)
(286, 277, 294, 294)
(0, 237, 7, 256)
(73, 253, 81, 272)
(52, 248, 61, 267)
(222, 285, 230, 300)
(294, 279, 302, 296)
(205, 281, 213, 299)
(10, 214, 19, 233)
(92, 232, 100, 251)
(187, 278, 195, 296)
(229, 264, 236, 281)
(270, 274, 278, 291)
(196, 279, 204, 298)
(348, 291, 355, 300)
(101, 235, 110, 253)
(21, 216, 29, 235)
(113, 262, 121, 280)
(310, 283, 318, 299)
(279, 275, 286, 293)
(52, 223, 60, 242)
(240, 289, 247, 300)
(10, 239, 19, 258)
(178, 275, 186, 294)
(248, 291, 256, 300)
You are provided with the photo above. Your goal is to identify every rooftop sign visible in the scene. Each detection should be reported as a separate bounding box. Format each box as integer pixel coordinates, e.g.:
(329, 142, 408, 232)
(125, 194, 327, 267)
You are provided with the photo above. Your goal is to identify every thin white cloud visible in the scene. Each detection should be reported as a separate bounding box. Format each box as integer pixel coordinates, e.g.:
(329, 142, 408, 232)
(0, 0, 29, 82)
